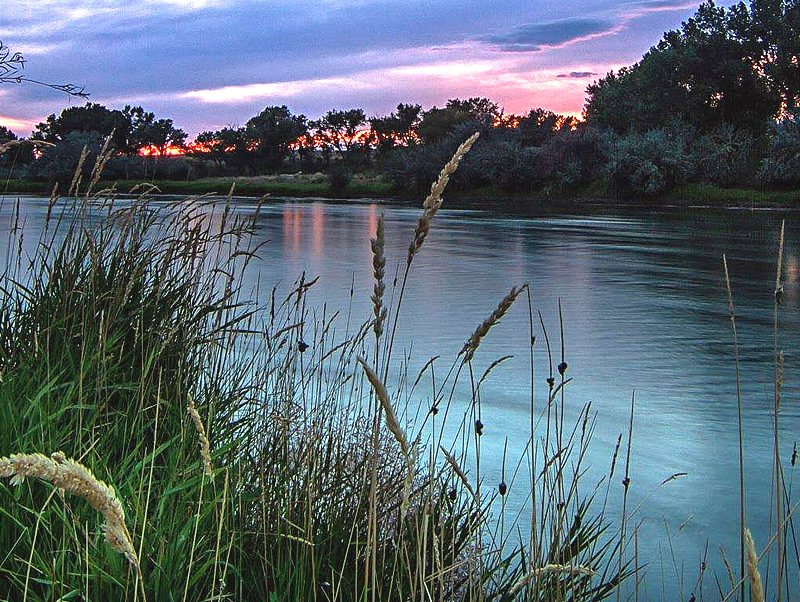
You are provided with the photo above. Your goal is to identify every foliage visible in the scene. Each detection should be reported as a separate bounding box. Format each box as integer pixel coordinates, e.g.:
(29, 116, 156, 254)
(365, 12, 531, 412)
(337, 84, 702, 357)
(0, 40, 87, 97)
(603, 126, 696, 197)
(245, 105, 308, 171)
(0, 147, 630, 599)
(693, 124, 763, 187)
(585, 1, 786, 133)
(369, 103, 422, 153)
(29, 130, 104, 182)
(417, 98, 500, 144)
(327, 163, 352, 191)
(759, 109, 800, 186)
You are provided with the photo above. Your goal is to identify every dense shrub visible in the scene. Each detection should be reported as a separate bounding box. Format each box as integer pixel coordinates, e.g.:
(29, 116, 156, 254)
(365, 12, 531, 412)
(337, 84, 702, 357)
(29, 131, 104, 182)
(327, 164, 352, 191)
(693, 124, 762, 187)
(759, 110, 800, 188)
(603, 126, 696, 197)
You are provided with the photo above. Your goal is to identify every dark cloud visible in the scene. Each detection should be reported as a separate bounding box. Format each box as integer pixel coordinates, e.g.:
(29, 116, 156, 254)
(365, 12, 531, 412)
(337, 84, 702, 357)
(480, 18, 617, 52)
(556, 71, 598, 78)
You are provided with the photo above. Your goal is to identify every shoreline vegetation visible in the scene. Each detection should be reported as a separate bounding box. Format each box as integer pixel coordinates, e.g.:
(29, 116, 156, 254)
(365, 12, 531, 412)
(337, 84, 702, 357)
(4, 176, 800, 210)
(0, 134, 795, 601)
(2, 1, 799, 210)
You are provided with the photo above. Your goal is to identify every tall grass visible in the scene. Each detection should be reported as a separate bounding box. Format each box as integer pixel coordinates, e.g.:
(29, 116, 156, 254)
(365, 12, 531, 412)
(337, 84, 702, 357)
(0, 135, 791, 601)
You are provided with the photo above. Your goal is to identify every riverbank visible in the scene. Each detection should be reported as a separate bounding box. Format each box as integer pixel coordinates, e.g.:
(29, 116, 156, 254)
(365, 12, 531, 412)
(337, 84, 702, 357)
(3, 175, 800, 209)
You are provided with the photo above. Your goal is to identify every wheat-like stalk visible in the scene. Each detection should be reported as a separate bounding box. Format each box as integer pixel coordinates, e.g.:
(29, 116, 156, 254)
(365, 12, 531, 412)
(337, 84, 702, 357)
(407, 133, 479, 266)
(745, 528, 765, 602)
(510, 563, 597, 595)
(439, 446, 477, 502)
(187, 395, 213, 477)
(86, 132, 115, 196)
(462, 284, 526, 361)
(358, 358, 410, 459)
(69, 144, 90, 197)
(0, 452, 139, 570)
(0, 139, 55, 154)
(370, 215, 388, 339)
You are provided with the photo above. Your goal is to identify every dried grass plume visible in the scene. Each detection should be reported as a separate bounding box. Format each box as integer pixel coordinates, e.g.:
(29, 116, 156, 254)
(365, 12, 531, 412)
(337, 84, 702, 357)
(407, 132, 479, 266)
(187, 395, 213, 477)
(745, 527, 765, 602)
(0, 452, 139, 570)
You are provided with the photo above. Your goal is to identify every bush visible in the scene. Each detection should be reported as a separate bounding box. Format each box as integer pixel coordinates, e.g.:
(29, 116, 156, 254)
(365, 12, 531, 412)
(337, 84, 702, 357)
(0, 152, 627, 600)
(603, 126, 696, 197)
(759, 110, 800, 188)
(328, 164, 352, 191)
(29, 130, 104, 183)
(694, 124, 762, 187)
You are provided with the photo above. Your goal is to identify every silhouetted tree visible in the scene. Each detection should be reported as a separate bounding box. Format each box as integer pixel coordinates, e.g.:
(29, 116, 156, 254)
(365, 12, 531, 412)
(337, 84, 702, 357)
(585, 1, 781, 132)
(245, 105, 307, 171)
(417, 98, 500, 143)
(369, 103, 421, 153)
(311, 108, 367, 164)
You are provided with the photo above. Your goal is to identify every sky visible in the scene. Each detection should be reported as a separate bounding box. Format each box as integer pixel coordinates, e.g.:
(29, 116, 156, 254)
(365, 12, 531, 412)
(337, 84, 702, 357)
(1, 0, 729, 138)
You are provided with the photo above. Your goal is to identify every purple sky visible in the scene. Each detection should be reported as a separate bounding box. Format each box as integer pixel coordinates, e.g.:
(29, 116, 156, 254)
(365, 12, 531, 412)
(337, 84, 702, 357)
(1, 0, 730, 138)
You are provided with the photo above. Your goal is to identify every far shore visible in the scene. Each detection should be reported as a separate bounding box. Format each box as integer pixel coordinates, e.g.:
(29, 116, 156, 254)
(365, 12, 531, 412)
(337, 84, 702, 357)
(3, 175, 800, 211)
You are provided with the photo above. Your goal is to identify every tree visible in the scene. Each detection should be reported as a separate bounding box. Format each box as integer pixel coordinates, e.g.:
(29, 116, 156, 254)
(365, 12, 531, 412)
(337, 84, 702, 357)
(0, 126, 15, 144)
(516, 108, 576, 146)
(417, 98, 500, 144)
(311, 108, 367, 163)
(33, 103, 130, 149)
(730, 0, 800, 110)
(585, 1, 782, 132)
(0, 40, 87, 97)
(194, 131, 229, 168)
(369, 103, 421, 152)
(193, 127, 252, 173)
(245, 105, 307, 171)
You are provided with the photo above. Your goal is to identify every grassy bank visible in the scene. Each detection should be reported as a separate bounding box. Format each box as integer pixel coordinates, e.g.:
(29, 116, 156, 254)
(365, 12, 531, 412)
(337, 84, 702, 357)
(4, 176, 800, 209)
(0, 140, 794, 601)
(2, 174, 399, 199)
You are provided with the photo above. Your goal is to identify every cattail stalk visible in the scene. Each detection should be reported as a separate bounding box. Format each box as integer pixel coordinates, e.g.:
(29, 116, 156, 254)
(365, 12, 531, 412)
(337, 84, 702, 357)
(0, 452, 139, 570)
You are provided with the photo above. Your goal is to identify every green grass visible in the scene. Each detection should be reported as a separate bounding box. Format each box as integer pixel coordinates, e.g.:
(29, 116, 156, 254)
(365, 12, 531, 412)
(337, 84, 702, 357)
(2, 176, 399, 199)
(669, 182, 800, 206)
(6, 176, 800, 208)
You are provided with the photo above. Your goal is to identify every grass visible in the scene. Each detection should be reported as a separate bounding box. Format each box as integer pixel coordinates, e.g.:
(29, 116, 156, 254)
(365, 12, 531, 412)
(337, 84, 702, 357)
(0, 136, 794, 600)
(6, 175, 800, 208)
(2, 175, 398, 199)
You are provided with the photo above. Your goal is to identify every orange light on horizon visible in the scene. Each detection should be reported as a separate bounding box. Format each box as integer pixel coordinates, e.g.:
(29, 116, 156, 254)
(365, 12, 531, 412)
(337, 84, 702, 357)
(138, 144, 188, 157)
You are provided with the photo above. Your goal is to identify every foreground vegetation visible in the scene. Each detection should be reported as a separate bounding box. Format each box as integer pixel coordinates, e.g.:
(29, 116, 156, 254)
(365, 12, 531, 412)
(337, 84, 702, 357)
(0, 136, 795, 602)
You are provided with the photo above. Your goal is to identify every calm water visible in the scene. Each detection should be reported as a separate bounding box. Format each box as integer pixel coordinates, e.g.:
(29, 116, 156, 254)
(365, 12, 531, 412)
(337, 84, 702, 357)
(4, 195, 799, 600)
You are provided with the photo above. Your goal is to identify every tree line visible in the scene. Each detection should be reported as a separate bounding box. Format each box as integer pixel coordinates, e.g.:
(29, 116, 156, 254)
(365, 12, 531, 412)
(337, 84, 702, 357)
(2, 0, 798, 196)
